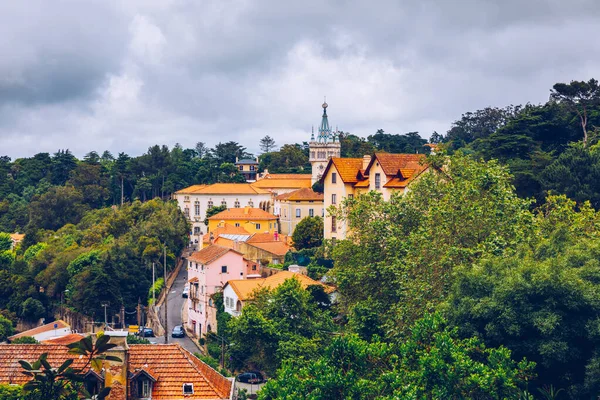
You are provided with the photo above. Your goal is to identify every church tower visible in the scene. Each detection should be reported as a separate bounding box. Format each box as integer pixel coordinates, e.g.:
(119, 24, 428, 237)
(309, 101, 341, 184)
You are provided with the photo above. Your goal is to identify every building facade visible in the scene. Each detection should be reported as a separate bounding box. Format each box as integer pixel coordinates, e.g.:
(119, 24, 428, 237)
(173, 183, 272, 241)
(235, 158, 259, 182)
(322, 153, 429, 240)
(275, 188, 324, 236)
(186, 245, 247, 337)
(207, 206, 279, 234)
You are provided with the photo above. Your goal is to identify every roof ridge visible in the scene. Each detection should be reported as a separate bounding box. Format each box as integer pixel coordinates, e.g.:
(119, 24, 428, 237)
(175, 344, 225, 398)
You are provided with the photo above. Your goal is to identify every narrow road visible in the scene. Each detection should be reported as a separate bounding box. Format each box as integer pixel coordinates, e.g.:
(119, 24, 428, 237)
(158, 263, 198, 354)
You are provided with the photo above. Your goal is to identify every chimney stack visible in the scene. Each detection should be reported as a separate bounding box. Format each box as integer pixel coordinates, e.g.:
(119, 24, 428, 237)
(362, 155, 371, 170)
(244, 206, 250, 215)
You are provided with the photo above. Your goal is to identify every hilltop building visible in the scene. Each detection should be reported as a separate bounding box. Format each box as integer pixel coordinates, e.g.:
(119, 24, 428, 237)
(308, 101, 341, 184)
(251, 172, 312, 197)
(235, 157, 259, 182)
(274, 188, 324, 236)
(321, 153, 430, 240)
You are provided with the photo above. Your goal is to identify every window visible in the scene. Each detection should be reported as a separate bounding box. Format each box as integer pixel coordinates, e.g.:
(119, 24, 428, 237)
(207, 200, 213, 208)
(221, 265, 227, 273)
(221, 200, 227, 207)
(256, 223, 261, 230)
(331, 194, 337, 204)
(183, 383, 194, 395)
(252, 265, 257, 271)
(234, 200, 240, 208)
(193, 227, 201, 235)
(184, 207, 190, 217)
(322, 208, 324, 217)
(184, 195, 190, 202)
(309, 208, 314, 217)
(194, 201, 200, 216)
(250, 165, 255, 171)
(332, 173, 337, 183)
(248, 200, 254, 207)
(296, 208, 301, 218)
(348, 194, 354, 200)
(235, 223, 240, 227)
(137, 379, 152, 398)
(331, 216, 337, 233)
(239, 165, 244, 171)
(311, 151, 315, 159)
(375, 173, 381, 189)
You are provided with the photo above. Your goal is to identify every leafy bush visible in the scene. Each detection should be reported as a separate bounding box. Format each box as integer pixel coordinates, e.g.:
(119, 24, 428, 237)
(20, 298, 45, 321)
(11, 336, 38, 344)
(0, 315, 14, 341)
(147, 278, 164, 303)
(127, 334, 150, 344)
(0, 384, 22, 400)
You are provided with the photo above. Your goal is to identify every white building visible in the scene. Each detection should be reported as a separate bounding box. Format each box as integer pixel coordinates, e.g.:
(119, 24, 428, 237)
(173, 183, 272, 241)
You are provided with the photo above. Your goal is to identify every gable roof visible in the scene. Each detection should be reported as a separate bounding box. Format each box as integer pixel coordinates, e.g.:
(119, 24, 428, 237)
(285, 188, 323, 201)
(42, 333, 85, 345)
(208, 207, 277, 221)
(235, 159, 258, 165)
(9, 320, 70, 340)
(176, 183, 269, 195)
(246, 241, 291, 257)
(188, 245, 241, 265)
(0, 343, 232, 399)
(9, 233, 24, 242)
(365, 153, 427, 176)
(321, 158, 363, 184)
(128, 344, 231, 399)
(226, 271, 334, 301)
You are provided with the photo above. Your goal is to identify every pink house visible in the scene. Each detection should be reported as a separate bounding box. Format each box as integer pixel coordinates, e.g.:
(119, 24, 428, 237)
(186, 245, 246, 337)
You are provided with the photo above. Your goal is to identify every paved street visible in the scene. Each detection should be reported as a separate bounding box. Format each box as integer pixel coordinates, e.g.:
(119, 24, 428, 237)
(157, 263, 199, 354)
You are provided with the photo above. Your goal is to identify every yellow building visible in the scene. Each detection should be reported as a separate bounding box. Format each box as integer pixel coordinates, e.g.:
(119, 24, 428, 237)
(275, 187, 324, 236)
(321, 153, 430, 240)
(235, 157, 259, 182)
(208, 206, 279, 234)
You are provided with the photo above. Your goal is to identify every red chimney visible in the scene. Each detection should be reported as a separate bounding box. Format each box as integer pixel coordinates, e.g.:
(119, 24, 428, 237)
(274, 232, 279, 241)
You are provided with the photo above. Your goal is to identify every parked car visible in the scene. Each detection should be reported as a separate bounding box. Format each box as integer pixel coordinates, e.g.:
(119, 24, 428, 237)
(182, 285, 189, 298)
(172, 325, 185, 338)
(236, 371, 265, 384)
(137, 327, 155, 337)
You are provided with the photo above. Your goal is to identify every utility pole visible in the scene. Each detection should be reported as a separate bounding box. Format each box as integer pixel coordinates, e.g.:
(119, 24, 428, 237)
(152, 262, 156, 306)
(137, 297, 141, 327)
(101, 302, 109, 329)
(163, 243, 168, 344)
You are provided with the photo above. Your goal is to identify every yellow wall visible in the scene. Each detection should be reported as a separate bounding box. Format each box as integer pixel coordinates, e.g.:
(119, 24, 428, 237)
(323, 164, 355, 240)
(278, 200, 324, 235)
(208, 218, 278, 234)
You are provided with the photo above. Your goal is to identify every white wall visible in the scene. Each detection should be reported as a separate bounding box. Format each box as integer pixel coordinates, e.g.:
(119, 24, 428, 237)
(223, 285, 239, 316)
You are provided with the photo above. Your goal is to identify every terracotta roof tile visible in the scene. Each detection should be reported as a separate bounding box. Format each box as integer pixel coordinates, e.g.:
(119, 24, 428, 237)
(188, 245, 240, 265)
(9, 320, 70, 340)
(0, 344, 90, 385)
(327, 158, 364, 183)
(246, 241, 291, 256)
(41, 333, 85, 345)
(246, 233, 288, 244)
(129, 344, 232, 399)
(9, 233, 24, 242)
(208, 208, 277, 221)
(353, 179, 370, 188)
(251, 175, 312, 189)
(226, 271, 334, 301)
(366, 153, 427, 176)
(284, 188, 323, 201)
(176, 183, 269, 195)
(257, 173, 312, 180)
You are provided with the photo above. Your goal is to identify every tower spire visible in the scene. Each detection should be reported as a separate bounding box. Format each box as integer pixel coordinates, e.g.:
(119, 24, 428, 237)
(318, 99, 331, 142)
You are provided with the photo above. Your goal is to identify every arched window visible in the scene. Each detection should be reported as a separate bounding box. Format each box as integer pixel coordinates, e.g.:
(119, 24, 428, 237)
(236, 300, 242, 312)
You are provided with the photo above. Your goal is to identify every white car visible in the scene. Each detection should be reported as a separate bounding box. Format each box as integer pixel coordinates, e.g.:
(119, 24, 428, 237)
(182, 285, 189, 298)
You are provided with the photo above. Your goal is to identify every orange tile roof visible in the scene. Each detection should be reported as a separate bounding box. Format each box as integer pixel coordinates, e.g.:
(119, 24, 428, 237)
(226, 271, 334, 301)
(188, 245, 241, 265)
(246, 241, 291, 257)
(366, 153, 427, 176)
(41, 333, 85, 345)
(325, 158, 363, 183)
(9, 233, 24, 242)
(208, 207, 277, 221)
(251, 175, 312, 189)
(353, 179, 370, 188)
(284, 188, 323, 201)
(9, 320, 70, 340)
(202, 224, 250, 244)
(0, 344, 90, 385)
(177, 183, 269, 195)
(275, 192, 293, 201)
(246, 233, 288, 244)
(174, 184, 208, 194)
(129, 344, 231, 399)
(0, 343, 232, 399)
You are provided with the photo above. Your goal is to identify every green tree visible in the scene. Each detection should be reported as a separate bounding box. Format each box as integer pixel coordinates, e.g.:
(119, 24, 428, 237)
(0, 314, 14, 341)
(291, 217, 323, 250)
(11, 336, 38, 344)
(204, 205, 227, 226)
(551, 78, 600, 146)
(21, 298, 45, 321)
(27, 186, 87, 231)
(260, 136, 277, 153)
(259, 313, 534, 400)
(446, 196, 600, 399)
(0, 233, 12, 251)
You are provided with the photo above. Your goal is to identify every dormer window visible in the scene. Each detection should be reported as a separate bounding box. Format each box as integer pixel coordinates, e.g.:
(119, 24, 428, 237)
(139, 379, 152, 398)
(183, 383, 194, 395)
(131, 369, 156, 400)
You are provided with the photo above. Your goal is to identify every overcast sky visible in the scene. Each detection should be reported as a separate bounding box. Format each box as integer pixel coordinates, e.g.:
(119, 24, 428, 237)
(1, 0, 599, 159)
